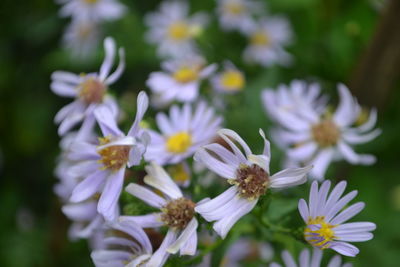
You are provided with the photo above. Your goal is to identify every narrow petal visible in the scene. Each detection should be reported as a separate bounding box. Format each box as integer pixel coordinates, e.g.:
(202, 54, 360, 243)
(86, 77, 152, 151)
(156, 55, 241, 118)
(70, 170, 107, 203)
(281, 250, 297, 267)
(144, 162, 182, 199)
(330, 202, 365, 225)
(99, 37, 116, 81)
(167, 218, 198, 255)
(127, 91, 149, 137)
(105, 48, 125, 85)
(194, 148, 237, 179)
(125, 183, 166, 208)
(147, 229, 176, 267)
(330, 242, 359, 257)
(270, 165, 311, 189)
(98, 168, 125, 221)
(310, 149, 334, 180)
(298, 199, 309, 223)
(119, 214, 164, 228)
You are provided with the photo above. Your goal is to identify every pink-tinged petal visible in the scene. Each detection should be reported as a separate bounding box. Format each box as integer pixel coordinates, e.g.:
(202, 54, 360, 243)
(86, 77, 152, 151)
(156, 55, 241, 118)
(125, 183, 166, 208)
(70, 170, 107, 203)
(119, 213, 164, 228)
(298, 199, 309, 223)
(310, 149, 334, 180)
(127, 91, 149, 137)
(147, 229, 176, 267)
(269, 165, 311, 189)
(281, 250, 297, 267)
(98, 168, 125, 221)
(194, 148, 237, 179)
(330, 202, 365, 225)
(99, 37, 116, 81)
(167, 218, 198, 255)
(330, 242, 359, 257)
(144, 162, 182, 199)
(94, 105, 123, 137)
(213, 198, 257, 239)
(105, 48, 125, 85)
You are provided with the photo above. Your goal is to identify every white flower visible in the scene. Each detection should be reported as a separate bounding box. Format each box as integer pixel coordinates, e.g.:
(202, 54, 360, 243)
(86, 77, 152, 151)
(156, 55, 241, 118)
(51, 37, 125, 136)
(268, 84, 381, 180)
(299, 181, 376, 257)
(270, 248, 352, 267)
(144, 1, 208, 58)
(62, 20, 101, 58)
(120, 162, 201, 256)
(211, 61, 246, 93)
(68, 92, 149, 221)
(146, 56, 216, 105)
(216, 0, 262, 33)
(144, 102, 222, 165)
(194, 129, 311, 238)
(243, 16, 293, 67)
(57, 0, 126, 22)
(91, 220, 173, 267)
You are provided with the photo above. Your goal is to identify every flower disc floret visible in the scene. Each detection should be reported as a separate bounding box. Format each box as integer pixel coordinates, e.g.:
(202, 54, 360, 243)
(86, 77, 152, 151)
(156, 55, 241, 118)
(304, 216, 336, 248)
(98, 137, 130, 171)
(168, 21, 191, 41)
(166, 132, 192, 154)
(78, 78, 106, 104)
(173, 67, 199, 83)
(161, 197, 196, 230)
(220, 70, 245, 90)
(251, 31, 270, 46)
(311, 119, 340, 147)
(229, 164, 269, 200)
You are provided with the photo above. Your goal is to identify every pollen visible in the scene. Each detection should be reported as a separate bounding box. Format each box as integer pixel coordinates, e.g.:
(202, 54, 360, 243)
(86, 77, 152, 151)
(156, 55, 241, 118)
(224, 3, 245, 15)
(229, 164, 269, 200)
(250, 31, 270, 46)
(173, 67, 199, 84)
(161, 197, 196, 230)
(78, 78, 106, 104)
(304, 216, 336, 249)
(220, 70, 245, 91)
(166, 132, 192, 154)
(311, 119, 340, 147)
(97, 137, 130, 171)
(168, 21, 191, 41)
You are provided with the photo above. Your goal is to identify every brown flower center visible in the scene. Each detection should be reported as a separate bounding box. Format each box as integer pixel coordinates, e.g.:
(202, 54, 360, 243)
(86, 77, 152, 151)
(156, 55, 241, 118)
(161, 197, 195, 230)
(229, 164, 269, 200)
(79, 78, 106, 104)
(97, 137, 130, 171)
(311, 119, 340, 147)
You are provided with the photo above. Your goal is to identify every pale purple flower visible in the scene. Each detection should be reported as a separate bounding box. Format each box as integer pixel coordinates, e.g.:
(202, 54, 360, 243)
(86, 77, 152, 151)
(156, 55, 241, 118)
(91, 220, 173, 267)
(68, 92, 149, 221)
(146, 55, 216, 105)
(144, 1, 208, 58)
(298, 180, 376, 257)
(216, 0, 262, 34)
(211, 61, 246, 93)
(194, 129, 311, 238)
(243, 16, 293, 67)
(51, 37, 124, 136)
(120, 162, 200, 256)
(57, 0, 126, 22)
(144, 102, 222, 165)
(267, 84, 381, 180)
(270, 248, 352, 267)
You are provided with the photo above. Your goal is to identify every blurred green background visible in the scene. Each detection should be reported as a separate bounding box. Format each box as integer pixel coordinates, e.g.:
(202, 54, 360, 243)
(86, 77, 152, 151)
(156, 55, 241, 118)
(0, 0, 399, 266)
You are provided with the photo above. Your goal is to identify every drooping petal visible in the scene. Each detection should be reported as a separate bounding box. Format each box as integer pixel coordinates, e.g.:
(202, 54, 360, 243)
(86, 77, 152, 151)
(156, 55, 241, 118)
(125, 183, 166, 208)
(269, 165, 311, 189)
(99, 37, 116, 81)
(127, 91, 149, 137)
(144, 162, 182, 199)
(167, 218, 198, 255)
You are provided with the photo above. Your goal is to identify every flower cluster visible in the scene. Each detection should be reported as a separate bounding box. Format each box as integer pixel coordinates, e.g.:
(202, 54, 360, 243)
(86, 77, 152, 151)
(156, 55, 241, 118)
(51, 1, 380, 267)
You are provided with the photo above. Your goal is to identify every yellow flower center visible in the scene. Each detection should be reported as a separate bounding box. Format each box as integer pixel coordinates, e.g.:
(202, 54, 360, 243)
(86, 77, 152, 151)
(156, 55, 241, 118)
(166, 132, 192, 154)
(168, 163, 191, 184)
(224, 3, 245, 15)
(304, 216, 336, 249)
(250, 31, 270, 46)
(220, 70, 245, 91)
(168, 21, 191, 41)
(173, 67, 199, 84)
(311, 119, 340, 147)
(97, 137, 130, 171)
(79, 77, 106, 104)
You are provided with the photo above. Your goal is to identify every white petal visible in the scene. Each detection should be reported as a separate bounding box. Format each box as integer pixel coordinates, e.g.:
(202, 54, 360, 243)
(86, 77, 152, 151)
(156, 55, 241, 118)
(270, 166, 311, 188)
(144, 162, 182, 199)
(167, 218, 198, 255)
(125, 183, 166, 208)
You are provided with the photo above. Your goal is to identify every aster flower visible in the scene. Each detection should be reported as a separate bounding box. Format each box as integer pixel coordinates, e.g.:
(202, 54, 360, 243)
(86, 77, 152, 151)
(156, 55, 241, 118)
(68, 92, 149, 221)
(146, 56, 216, 105)
(57, 0, 126, 22)
(299, 180, 376, 257)
(91, 220, 173, 267)
(144, 102, 222, 165)
(243, 16, 292, 67)
(144, 1, 208, 58)
(270, 248, 352, 267)
(51, 37, 124, 136)
(211, 61, 246, 93)
(216, 0, 262, 33)
(120, 162, 200, 256)
(194, 129, 311, 238)
(62, 19, 101, 58)
(270, 84, 381, 180)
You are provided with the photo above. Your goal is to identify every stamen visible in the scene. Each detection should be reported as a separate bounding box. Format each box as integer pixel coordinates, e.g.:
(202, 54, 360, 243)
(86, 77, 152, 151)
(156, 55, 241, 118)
(304, 216, 336, 249)
(79, 78, 106, 104)
(97, 137, 130, 171)
(166, 132, 192, 154)
(161, 197, 195, 230)
(229, 164, 269, 200)
(311, 119, 340, 147)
